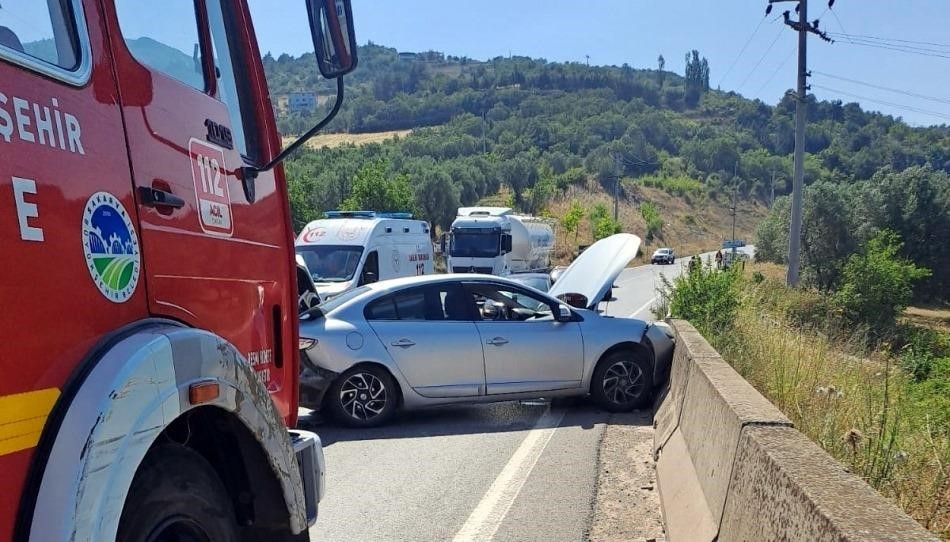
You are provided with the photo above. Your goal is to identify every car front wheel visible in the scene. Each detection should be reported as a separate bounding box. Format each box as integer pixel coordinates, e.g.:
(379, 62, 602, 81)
(328, 365, 398, 427)
(590, 351, 652, 411)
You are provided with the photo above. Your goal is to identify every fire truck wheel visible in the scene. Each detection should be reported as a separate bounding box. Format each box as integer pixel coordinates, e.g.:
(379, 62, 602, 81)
(117, 443, 239, 542)
(328, 365, 398, 427)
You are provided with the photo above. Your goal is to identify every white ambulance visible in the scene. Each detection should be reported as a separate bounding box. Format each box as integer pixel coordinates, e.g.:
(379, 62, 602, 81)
(295, 211, 435, 299)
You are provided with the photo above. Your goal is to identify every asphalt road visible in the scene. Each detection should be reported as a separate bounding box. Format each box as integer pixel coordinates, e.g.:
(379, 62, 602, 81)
(604, 252, 712, 320)
(301, 252, 729, 541)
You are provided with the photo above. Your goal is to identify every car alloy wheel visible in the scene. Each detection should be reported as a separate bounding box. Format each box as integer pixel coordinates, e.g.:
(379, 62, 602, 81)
(601, 359, 646, 406)
(339, 372, 388, 421)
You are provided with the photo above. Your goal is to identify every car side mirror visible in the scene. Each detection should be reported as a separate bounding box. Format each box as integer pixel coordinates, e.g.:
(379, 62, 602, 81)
(501, 234, 513, 253)
(361, 270, 378, 285)
(307, 0, 358, 78)
(554, 303, 573, 322)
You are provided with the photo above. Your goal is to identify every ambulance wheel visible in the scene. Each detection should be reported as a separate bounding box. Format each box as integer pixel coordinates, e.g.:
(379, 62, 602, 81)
(117, 443, 238, 542)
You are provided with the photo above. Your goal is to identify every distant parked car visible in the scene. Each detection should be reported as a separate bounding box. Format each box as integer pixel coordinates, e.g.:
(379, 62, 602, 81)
(299, 234, 675, 427)
(651, 247, 675, 265)
(549, 265, 568, 283)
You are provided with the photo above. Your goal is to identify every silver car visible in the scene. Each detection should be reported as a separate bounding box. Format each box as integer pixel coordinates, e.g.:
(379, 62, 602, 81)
(299, 234, 674, 427)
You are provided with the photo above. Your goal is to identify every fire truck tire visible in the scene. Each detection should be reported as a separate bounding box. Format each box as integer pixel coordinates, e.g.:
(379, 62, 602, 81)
(117, 443, 239, 542)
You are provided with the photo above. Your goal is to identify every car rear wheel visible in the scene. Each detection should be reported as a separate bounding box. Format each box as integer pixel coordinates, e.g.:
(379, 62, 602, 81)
(590, 351, 652, 412)
(329, 365, 398, 427)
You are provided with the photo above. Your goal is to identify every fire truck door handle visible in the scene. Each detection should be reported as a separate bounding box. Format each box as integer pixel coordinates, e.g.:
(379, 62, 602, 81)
(138, 186, 185, 209)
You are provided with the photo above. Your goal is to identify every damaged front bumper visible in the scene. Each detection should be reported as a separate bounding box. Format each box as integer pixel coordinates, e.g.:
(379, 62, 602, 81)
(299, 351, 339, 410)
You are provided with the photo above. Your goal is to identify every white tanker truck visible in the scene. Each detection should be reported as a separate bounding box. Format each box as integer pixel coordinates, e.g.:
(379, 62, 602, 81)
(442, 207, 555, 275)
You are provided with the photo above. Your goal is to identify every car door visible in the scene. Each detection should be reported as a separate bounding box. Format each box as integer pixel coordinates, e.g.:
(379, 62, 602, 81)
(366, 283, 485, 397)
(467, 281, 584, 394)
(105, 1, 298, 416)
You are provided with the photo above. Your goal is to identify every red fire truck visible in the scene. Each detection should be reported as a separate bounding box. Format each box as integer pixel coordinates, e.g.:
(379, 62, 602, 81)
(0, 0, 355, 540)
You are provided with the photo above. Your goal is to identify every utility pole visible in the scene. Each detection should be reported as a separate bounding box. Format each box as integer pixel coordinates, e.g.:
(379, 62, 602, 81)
(731, 164, 739, 248)
(766, 0, 833, 286)
(769, 171, 776, 207)
(613, 153, 621, 221)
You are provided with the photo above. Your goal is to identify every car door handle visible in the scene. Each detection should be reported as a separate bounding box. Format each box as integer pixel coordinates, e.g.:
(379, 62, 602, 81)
(138, 186, 185, 209)
(486, 337, 509, 346)
(390, 339, 416, 348)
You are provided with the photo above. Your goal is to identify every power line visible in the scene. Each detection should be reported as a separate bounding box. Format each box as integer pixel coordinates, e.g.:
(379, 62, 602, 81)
(811, 70, 950, 105)
(810, 83, 950, 122)
(823, 32, 950, 49)
(827, 7, 854, 44)
(738, 24, 786, 91)
(718, 15, 768, 87)
(756, 46, 796, 95)
(829, 37, 950, 60)
(827, 35, 950, 55)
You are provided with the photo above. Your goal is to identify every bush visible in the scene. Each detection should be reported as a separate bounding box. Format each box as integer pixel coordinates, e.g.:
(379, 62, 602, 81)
(834, 230, 931, 332)
(661, 262, 742, 338)
(640, 201, 663, 240)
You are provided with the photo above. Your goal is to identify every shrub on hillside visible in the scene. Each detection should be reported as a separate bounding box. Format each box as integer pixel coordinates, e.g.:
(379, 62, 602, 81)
(834, 230, 931, 332)
(640, 201, 663, 240)
(661, 262, 742, 339)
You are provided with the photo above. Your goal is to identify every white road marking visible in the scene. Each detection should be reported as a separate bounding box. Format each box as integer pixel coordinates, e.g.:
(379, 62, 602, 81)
(453, 406, 567, 541)
(629, 296, 657, 318)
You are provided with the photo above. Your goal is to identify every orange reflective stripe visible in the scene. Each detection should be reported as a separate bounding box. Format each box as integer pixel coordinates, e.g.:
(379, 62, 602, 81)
(0, 388, 60, 456)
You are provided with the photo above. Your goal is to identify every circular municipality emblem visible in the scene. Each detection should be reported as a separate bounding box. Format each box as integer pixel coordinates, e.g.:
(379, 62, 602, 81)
(82, 192, 141, 303)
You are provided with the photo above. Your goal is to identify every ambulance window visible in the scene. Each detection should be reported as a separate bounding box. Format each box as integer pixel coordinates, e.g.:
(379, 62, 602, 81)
(0, 0, 85, 74)
(114, 0, 205, 91)
(206, 1, 259, 159)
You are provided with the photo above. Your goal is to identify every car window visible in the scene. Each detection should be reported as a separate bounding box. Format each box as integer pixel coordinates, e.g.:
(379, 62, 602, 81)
(466, 282, 552, 321)
(365, 284, 473, 321)
(114, 0, 205, 91)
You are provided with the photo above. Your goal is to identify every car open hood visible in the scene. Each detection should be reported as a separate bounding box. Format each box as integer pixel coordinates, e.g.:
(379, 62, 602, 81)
(548, 233, 641, 310)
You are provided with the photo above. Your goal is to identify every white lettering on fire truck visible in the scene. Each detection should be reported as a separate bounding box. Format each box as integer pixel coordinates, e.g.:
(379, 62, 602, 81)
(247, 347, 274, 386)
(12, 177, 43, 242)
(0, 93, 84, 155)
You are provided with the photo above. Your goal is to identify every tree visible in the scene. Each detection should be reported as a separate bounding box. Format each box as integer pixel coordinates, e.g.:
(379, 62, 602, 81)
(414, 170, 459, 235)
(341, 159, 415, 213)
(656, 54, 666, 87)
(684, 50, 710, 107)
(561, 201, 585, 245)
(834, 230, 931, 331)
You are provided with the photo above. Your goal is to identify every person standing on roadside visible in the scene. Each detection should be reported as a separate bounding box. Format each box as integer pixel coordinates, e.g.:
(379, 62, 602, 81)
(715, 249, 723, 270)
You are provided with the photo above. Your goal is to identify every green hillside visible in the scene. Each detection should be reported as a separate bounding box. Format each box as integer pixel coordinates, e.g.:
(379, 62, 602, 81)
(270, 44, 947, 233)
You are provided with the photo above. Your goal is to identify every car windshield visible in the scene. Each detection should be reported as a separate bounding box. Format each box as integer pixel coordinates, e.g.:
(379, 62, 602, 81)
(451, 231, 500, 258)
(317, 285, 371, 313)
(511, 276, 550, 292)
(296, 245, 363, 283)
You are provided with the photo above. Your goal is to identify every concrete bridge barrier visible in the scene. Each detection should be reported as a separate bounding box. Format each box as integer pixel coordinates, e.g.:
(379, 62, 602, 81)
(653, 319, 936, 542)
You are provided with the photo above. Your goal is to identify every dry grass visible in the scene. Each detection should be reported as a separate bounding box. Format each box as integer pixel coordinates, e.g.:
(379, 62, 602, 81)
(716, 268, 950, 538)
(545, 179, 767, 265)
(905, 305, 950, 333)
(281, 129, 412, 150)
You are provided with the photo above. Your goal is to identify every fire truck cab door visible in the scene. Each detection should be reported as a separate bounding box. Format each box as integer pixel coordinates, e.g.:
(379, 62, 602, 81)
(105, 2, 296, 418)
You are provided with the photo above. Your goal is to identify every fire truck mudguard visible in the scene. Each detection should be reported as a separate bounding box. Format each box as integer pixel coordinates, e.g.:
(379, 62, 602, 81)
(24, 321, 322, 540)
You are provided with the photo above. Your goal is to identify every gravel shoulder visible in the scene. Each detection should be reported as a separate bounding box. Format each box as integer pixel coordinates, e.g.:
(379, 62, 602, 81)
(587, 410, 666, 542)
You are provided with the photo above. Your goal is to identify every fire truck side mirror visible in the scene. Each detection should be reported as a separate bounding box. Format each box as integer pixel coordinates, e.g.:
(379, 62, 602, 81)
(308, 0, 358, 78)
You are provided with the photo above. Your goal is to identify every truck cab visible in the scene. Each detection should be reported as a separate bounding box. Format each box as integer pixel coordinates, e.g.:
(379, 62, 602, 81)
(444, 207, 555, 275)
(0, 1, 356, 539)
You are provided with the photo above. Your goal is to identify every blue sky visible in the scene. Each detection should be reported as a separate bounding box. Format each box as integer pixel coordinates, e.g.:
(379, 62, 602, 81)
(5, 1, 946, 125)
(247, 0, 950, 127)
